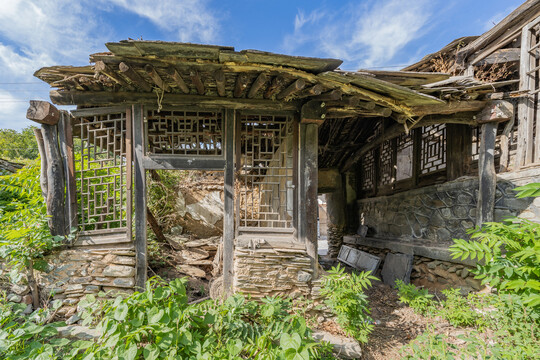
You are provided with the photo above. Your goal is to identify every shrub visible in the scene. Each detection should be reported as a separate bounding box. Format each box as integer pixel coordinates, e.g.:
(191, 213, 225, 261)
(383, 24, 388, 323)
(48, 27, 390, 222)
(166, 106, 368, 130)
(320, 265, 377, 343)
(395, 280, 435, 315)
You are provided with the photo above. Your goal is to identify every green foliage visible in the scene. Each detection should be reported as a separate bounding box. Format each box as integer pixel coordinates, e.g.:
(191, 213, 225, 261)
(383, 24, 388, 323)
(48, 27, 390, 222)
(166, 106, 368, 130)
(0, 294, 93, 360)
(0, 127, 39, 160)
(450, 184, 540, 307)
(395, 280, 436, 315)
(73, 277, 332, 359)
(439, 288, 483, 327)
(320, 265, 376, 343)
(401, 293, 540, 359)
(0, 162, 63, 281)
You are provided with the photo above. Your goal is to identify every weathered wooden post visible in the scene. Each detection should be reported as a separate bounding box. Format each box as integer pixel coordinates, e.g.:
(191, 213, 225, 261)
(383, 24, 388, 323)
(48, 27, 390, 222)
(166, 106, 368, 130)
(133, 104, 147, 290)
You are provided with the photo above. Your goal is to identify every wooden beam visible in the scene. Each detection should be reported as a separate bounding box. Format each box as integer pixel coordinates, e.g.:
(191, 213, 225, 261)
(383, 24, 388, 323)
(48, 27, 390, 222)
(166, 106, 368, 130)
(190, 69, 205, 95)
(234, 73, 249, 97)
(133, 104, 147, 290)
(95, 61, 135, 90)
(476, 122, 498, 226)
(41, 124, 65, 236)
(50, 90, 301, 111)
(301, 100, 326, 125)
(142, 155, 225, 170)
(410, 100, 486, 116)
(214, 70, 226, 97)
(276, 79, 306, 100)
(312, 89, 341, 101)
(247, 72, 268, 98)
(144, 64, 170, 92)
(264, 75, 286, 99)
(296, 84, 323, 99)
(26, 100, 60, 125)
(58, 112, 77, 232)
(475, 100, 513, 124)
(118, 62, 152, 92)
(223, 109, 235, 296)
(166, 67, 190, 94)
(299, 123, 319, 278)
(475, 48, 520, 66)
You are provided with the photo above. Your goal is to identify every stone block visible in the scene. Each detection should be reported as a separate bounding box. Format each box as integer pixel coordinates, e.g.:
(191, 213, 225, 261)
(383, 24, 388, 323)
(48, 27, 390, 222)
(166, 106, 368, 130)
(7, 294, 22, 303)
(113, 278, 135, 288)
(11, 284, 30, 296)
(381, 253, 413, 286)
(297, 271, 312, 283)
(70, 276, 93, 284)
(103, 265, 135, 277)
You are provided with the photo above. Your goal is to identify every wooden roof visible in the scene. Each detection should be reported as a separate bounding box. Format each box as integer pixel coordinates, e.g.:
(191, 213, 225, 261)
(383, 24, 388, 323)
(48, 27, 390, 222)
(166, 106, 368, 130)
(35, 40, 451, 118)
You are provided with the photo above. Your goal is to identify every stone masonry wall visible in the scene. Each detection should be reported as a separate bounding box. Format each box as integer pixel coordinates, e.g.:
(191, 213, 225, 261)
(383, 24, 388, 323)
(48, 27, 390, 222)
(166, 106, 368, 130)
(233, 236, 318, 300)
(358, 168, 539, 246)
(37, 245, 136, 317)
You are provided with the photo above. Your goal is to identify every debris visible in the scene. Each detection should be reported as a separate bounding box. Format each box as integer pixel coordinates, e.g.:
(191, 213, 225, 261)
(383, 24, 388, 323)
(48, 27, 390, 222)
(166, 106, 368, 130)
(381, 253, 414, 286)
(337, 245, 381, 273)
(177, 265, 206, 278)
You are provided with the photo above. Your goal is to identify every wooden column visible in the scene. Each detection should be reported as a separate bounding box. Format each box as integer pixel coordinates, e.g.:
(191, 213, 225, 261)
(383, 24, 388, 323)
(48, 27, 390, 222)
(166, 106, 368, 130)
(299, 123, 319, 277)
(476, 122, 498, 227)
(223, 109, 235, 296)
(133, 104, 147, 290)
(446, 124, 472, 180)
(58, 111, 77, 232)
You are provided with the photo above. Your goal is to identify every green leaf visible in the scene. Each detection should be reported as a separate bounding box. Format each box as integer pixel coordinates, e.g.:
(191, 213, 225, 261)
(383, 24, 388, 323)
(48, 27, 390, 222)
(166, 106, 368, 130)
(114, 303, 129, 321)
(143, 344, 160, 360)
(123, 342, 139, 360)
(280, 333, 302, 350)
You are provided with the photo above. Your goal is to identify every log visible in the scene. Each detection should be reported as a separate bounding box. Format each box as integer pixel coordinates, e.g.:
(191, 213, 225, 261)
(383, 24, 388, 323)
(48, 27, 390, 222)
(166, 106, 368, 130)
(190, 69, 205, 95)
(33, 129, 48, 199)
(296, 84, 323, 98)
(247, 72, 268, 98)
(276, 79, 306, 100)
(234, 73, 250, 97)
(41, 124, 65, 236)
(144, 64, 170, 92)
(26, 100, 60, 125)
(0, 158, 23, 173)
(58, 112, 77, 232)
(214, 70, 226, 97)
(119, 62, 152, 92)
(166, 67, 190, 94)
(312, 89, 342, 101)
(94, 61, 135, 90)
(410, 100, 486, 116)
(264, 75, 286, 99)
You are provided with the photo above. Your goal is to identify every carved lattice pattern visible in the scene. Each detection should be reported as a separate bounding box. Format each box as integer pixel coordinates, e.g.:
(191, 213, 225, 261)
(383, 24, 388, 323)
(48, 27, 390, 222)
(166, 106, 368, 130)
(379, 139, 395, 185)
(420, 124, 446, 174)
(75, 113, 128, 231)
(361, 150, 375, 191)
(146, 110, 223, 155)
(238, 114, 294, 228)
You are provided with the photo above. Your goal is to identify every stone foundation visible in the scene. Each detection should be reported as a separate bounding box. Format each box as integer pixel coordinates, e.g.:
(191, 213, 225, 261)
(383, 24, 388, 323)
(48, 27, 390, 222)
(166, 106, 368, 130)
(37, 245, 136, 316)
(233, 235, 318, 299)
(327, 224, 345, 258)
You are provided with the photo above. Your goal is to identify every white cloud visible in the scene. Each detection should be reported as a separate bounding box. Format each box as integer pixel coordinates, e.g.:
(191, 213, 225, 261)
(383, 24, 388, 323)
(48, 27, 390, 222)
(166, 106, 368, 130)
(283, 0, 432, 69)
(108, 0, 219, 43)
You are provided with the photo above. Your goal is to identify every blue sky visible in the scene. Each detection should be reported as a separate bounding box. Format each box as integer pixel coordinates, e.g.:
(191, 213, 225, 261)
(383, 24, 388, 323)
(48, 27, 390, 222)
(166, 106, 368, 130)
(0, 0, 523, 130)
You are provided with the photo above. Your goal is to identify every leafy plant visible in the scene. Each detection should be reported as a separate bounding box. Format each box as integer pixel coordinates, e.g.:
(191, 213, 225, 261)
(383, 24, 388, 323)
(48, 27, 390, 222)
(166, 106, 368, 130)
(320, 265, 376, 343)
(395, 280, 435, 315)
(439, 288, 483, 327)
(450, 183, 540, 307)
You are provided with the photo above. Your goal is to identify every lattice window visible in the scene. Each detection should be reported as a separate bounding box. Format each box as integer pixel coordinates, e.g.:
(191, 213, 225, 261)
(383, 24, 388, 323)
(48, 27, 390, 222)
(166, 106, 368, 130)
(379, 139, 395, 185)
(396, 132, 413, 181)
(420, 124, 446, 174)
(146, 110, 223, 156)
(74, 112, 129, 232)
(237, 114, 294, 228)
(361, 150, 375, 191)
(471, 126, 480, 161)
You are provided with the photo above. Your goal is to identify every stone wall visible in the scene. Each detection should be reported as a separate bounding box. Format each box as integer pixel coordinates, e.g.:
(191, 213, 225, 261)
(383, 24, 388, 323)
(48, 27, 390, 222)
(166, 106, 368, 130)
(233, 235, 319, 300)
(37, 245, 136, 317)
(357, 168, 539, 246)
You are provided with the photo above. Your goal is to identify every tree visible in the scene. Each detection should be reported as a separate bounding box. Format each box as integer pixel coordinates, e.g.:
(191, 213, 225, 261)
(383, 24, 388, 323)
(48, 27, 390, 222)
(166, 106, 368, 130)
(0, 126, 39, 160)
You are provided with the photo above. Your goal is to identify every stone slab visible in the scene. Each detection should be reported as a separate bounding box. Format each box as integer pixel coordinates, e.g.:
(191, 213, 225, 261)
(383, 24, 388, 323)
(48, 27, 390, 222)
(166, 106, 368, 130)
(381, 252, 414, 287)
(337, 245, 380, 273)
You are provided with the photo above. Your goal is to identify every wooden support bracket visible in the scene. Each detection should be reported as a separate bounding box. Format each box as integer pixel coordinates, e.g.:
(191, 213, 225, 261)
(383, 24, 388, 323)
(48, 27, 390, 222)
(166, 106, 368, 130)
(301, 100, 326, 125)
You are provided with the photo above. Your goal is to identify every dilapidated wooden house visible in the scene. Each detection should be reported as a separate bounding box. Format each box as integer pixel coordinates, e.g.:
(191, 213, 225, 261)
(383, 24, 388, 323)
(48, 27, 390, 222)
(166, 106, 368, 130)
(25, 0, 539, 302)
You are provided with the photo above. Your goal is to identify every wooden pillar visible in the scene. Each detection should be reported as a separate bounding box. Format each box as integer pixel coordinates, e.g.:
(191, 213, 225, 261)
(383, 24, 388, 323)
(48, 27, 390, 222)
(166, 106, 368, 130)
(133, 105, 147, 290)
(446, 124, 472, 180)
(300, 123, 319, 277)
(58, 111, 77, 232)
(476, 122, 498, 226)
(33, 128, 48, 200)
(223, 109, 235, 296)
(344, 171, 358, 233)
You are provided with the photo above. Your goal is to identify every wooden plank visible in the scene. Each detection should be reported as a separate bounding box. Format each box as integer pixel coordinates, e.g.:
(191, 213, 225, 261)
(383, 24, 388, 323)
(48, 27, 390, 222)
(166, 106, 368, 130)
(41, 124, 66, 236)
(516, 23, 533, 168)
(475, 100, 514, 124)
(33, 128, 48, 199)
(133, 104, 147, 290)
(71, 106, 129, 117)
(223, 109, 235, 296)
(126, 107, 133, 241)
(446, 124, 472, 180)
(499, 109, 515, 172)
(142, 155, 225, 170)
(50, 90, 301, 111)
(476, 122, 498, 227)
(410, 100, 486, 116)
(475, 48, 520, 65)
(26, 100, 60, 125)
